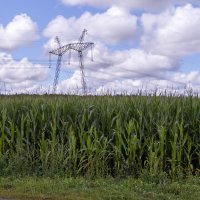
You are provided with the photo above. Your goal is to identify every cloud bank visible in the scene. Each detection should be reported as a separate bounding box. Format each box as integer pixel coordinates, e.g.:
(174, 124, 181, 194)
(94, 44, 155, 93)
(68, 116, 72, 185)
(0, 53, 49, 93)
(61, 0, 200, 11)
(42, 3, 200, 94)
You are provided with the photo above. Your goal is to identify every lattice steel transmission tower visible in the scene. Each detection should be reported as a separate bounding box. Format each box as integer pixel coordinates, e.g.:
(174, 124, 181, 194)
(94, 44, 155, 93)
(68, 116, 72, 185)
(68, 29, 94, 95)
(49, 29, 94, 94)
(49, 36, 69, 93)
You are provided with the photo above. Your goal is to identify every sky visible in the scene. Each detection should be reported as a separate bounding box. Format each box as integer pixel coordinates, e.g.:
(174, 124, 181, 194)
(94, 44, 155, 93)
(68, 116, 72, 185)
(1, 0, 200, 94)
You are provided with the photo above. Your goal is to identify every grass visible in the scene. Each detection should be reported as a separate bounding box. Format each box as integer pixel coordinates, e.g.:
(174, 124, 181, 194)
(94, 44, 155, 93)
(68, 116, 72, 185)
(0, 176, 200, 200)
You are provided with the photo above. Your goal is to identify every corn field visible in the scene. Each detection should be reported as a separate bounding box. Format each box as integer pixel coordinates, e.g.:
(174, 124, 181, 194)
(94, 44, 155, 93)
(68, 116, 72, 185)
(0, 94, 199, 178)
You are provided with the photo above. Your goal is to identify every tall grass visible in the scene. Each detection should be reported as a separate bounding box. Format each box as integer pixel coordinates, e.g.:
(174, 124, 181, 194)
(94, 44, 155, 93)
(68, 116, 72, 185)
(0, 94, 199, 178)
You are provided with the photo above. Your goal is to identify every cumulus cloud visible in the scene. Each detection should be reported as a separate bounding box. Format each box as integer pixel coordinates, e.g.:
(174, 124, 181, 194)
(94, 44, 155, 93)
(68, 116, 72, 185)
(53, 38, 200, 94)
(61, 0, 200, 11)
(0, 14, 39, 51)
(0, 52, 49, 93)
(43, 6, 137, 47)
(141, 4, 200, 57)
(56, 70, 200, 95)
(53, 42, 183, 93)
(55, 42, 177, 79)
(85, 42, 178, 77)
(42, 2, 200, 95)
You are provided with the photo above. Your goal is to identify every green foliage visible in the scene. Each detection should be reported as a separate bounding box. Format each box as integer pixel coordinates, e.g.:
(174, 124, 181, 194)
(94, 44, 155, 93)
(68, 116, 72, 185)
(0, 176, 200, 200)
(0, 94, 199, 178)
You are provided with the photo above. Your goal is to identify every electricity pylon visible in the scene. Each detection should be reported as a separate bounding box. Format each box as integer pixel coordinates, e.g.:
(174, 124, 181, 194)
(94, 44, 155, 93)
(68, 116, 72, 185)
(49, 29, 94, 94)
(49, 36, 70, 93)
(68, 29, 94, 95)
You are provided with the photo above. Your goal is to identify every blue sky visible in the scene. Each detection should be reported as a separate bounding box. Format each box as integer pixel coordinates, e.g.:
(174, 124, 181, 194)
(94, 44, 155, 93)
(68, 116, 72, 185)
(0, 0, 86, 58)
(0, 0, 200, 94)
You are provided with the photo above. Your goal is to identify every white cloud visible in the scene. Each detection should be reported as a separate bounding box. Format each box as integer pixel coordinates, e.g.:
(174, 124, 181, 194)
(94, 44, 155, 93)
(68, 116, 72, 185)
(61, 0, 200, 11)
(56, 70, 200, 95)
(43, 2, 200, 95)
(54, 43, 182, 93)
(56, 70, 81, 93)
(0, 14, 39, 50)
(43, 6, 137, 47)
(91, 69, 200, 94)
(53, 38, 200, 94)
(84, 43, 178, 80)
(55, 41, 177, 81)
(0, 52, 49, 93)
(141, 4, 200, 57)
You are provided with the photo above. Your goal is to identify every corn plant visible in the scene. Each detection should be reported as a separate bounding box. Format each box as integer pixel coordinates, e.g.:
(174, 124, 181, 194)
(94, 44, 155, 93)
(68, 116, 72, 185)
(0, 94, 198, 178)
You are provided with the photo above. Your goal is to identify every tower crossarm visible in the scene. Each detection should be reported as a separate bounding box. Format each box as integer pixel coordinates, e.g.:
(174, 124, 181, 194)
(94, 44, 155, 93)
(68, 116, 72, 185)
(49, 44, 71, 56)
(69, 43, 94, 52)
(49, 42, 94, 55)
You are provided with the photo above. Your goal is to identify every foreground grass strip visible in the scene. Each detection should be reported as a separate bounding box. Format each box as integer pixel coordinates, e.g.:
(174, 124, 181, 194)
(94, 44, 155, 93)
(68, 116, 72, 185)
(0, 177, 199, 200)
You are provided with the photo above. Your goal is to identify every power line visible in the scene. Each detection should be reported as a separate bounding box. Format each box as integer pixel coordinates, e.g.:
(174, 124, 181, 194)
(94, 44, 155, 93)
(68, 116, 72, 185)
(1, 56, 199, 83)
(0, 54, 195, 89)
(4, 58, 189, 86)
(0, 59, 191, 87)
(59, 65, 187, 88)
(0, 66, 50, 69)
